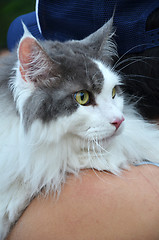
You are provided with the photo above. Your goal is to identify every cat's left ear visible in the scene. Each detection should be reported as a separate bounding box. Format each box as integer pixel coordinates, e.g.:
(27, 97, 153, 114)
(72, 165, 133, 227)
(18, 25, 60, 84)
(80, 17, 117, 63)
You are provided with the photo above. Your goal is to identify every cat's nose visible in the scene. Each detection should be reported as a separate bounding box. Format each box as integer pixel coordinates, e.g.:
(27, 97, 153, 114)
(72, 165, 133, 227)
(111, 117, 125, 130)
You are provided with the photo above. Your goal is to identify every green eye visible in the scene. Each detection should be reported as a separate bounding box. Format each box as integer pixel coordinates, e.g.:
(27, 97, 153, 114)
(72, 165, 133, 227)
(112, 87, 116, 99)
(74, 90, 90, 105)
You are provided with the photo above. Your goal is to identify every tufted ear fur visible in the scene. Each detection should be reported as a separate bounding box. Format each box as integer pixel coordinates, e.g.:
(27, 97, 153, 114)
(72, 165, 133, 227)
(80, 17, 117, 63)
(18, 27, 60, 85)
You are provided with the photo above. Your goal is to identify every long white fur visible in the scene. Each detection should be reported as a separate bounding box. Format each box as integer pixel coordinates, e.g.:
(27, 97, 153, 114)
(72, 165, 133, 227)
(1, 46, 159, 239)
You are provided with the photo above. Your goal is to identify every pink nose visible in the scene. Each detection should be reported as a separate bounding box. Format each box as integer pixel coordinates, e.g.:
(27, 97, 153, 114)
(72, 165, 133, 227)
(111, 117, 125, 130)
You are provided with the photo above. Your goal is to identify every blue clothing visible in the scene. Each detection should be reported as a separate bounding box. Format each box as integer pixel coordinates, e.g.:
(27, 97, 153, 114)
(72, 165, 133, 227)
(7, 12, 44, 50)
(7, 0, 159, 55)
(137, 161, 159, 167)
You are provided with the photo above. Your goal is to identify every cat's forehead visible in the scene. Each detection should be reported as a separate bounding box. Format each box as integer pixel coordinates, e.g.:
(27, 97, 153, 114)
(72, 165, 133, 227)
(42, 40, 96, 60)
(42, 40, 105, 93)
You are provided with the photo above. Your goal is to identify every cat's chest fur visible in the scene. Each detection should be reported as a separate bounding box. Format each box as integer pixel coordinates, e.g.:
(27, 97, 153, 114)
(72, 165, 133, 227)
(0, 19, 159, 240)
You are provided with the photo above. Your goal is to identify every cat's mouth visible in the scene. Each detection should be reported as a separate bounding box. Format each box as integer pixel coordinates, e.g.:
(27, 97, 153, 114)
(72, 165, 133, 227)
(79, 132, 117, 153)
(86, 124, 123, 143)
(72, 124, 124, 153)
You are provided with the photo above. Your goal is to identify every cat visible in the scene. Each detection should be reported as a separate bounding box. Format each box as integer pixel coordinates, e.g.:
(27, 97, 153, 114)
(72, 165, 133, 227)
(0, 18, 159, 239)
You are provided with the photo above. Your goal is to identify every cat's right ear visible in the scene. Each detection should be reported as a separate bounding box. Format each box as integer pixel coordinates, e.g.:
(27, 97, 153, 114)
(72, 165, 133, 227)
(80, 17, 117, 63)
(18, 25, 60, 84)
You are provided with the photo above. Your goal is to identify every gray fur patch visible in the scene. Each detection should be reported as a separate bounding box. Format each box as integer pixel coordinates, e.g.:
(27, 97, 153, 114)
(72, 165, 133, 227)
(0, 19, 116, 131)
(0, 53, 18, 116)
(23, 41, 105, 130)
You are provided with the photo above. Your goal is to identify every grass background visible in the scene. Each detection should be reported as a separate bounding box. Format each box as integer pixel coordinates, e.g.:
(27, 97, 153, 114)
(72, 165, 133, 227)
(0, 0, 35, 50)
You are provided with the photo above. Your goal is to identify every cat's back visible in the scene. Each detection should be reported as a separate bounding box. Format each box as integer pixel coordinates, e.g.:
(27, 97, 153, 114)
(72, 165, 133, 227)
(0, 51, 17, 86)
(0, 51, 17, 115)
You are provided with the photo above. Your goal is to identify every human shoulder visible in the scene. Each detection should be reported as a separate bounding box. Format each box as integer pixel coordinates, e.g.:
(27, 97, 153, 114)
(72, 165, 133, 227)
(7, 166, 159, 240)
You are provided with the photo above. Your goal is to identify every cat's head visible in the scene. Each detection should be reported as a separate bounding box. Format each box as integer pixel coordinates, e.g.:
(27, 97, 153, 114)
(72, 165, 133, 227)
(12, 18, 124, 146)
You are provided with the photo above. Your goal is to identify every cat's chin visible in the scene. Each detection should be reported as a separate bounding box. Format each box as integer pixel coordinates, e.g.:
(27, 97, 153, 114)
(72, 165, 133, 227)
(73, 125, 123, 153)
(80, 134, 117, 153)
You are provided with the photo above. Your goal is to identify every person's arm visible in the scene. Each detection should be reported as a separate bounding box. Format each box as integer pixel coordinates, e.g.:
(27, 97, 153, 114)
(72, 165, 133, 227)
(7, 166, 159, 240)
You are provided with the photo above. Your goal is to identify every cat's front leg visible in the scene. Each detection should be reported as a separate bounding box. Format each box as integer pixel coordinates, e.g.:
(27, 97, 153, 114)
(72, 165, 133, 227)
(0, 183, 33, 240)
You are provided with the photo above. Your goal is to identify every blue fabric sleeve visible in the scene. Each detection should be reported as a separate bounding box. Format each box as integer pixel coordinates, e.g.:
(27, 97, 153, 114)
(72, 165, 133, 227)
(136, 161, 159, 167)
(7, 12, 44, 51)
(7, 0, 159, 53)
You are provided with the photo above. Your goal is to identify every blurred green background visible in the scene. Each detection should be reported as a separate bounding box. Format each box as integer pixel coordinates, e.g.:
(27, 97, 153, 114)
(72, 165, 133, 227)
(0, 0, 35, 50)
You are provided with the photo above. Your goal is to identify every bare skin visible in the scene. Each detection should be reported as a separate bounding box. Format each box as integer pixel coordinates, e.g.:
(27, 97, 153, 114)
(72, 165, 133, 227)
(7, 165, 159, 240)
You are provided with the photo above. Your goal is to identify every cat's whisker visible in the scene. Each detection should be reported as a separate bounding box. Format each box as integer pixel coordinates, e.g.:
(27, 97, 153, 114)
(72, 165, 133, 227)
(89, 137, 102, 165)
(94, 136, 104, 158)
(85, 139, 91, 165)
(89, 162, 109, 183)
(112, 42, 156, 70)
(87, 139, 90, 159)
(116, 58, 154, 73)
(96, 138, 104, 159)
(84, 139, 98, 172)
(123, 73, 159, 82)
(90, 137, 98, 157)
(124, 94, 144, 106)
(92, 138, 109, 154)
(113, 55, 159, 71)
(88, 139, 94, 162)
(90, 137, 114, 177)
(89, 149, 115, 179)
(88, 140, 105, 178)
(92, 136, 109, 167)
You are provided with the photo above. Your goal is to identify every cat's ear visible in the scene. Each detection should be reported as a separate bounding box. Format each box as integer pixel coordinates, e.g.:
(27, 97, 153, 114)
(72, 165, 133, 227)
(18, 25, 60, 84)
(80, 17, 117, 63)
